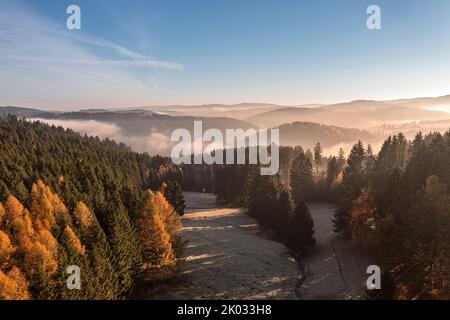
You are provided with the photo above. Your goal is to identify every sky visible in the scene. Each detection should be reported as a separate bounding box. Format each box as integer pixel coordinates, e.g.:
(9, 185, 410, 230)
(1, 0, 450, 110)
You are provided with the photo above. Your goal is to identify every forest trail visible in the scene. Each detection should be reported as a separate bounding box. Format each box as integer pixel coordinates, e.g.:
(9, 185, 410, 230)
(145, 193, 300, 300)
(297, 203, 377, 300)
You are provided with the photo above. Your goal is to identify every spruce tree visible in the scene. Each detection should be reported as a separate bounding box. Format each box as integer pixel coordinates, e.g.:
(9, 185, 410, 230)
(274, 189, 295, 238)
(105, 202, 142, 298)
(161, 181, 186, 216)
(314, 142, 323, 175)
(287, 202, 315, 252)
(290, 151, 314, 203)
(326, 156, 339, 187)
(333, 141, 366, 233)
(246, 174, 282, 228)
(73, 202, 119, 299)
(337, 148, 346, 171)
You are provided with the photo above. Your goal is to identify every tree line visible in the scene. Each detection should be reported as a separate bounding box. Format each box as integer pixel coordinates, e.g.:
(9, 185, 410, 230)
(211, 134, 449, 299)
(333, 132, 449, 299)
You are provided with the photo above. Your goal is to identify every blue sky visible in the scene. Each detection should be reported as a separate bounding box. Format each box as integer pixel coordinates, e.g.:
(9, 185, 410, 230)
(1, 0, 450, 109)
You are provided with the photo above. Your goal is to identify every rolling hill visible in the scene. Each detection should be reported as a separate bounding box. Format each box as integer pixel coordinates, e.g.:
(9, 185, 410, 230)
(246, 100, 450, 129)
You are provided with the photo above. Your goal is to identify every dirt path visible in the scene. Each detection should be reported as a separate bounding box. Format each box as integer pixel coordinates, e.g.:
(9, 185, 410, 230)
(146, 207, 300, 300)
(297, 203, 377, 300)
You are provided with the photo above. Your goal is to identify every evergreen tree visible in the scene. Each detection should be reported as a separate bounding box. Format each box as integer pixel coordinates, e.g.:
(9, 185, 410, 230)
(326, 156, 339, 187)
(160, 181, 186, 216)
(287, 202, 316, 252)
(274, 189, 295, 237)
(104, 201, 142, 298)
(313, 142, 323, 175)
(365, 144, 376, 176)
(246, 174, 282, 228)
(333, 141, 366, 233)
(337, 148, 346, 171)
(73, 202, 119, 300)
(290, 151, 314, 203)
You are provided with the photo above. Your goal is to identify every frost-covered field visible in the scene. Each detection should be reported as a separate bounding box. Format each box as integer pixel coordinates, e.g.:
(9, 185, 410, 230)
(146, 193, 300, 300)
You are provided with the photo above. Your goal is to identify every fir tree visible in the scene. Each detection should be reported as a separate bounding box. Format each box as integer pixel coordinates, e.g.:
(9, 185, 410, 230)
(333, 141, 366, 233)
(287, 202, 316, 252)
(314, 142, 323, 175)
(274, 189, 295, 237)
(160, 181, 186, 216)
(326, 156, 339, 187)
(337, 148, 346, 171)
(290, 151, 314, 203)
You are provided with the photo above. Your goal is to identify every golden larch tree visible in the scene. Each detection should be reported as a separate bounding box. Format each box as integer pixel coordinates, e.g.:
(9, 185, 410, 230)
(0, 267, 30, 300)
(137, 190, 176, 280)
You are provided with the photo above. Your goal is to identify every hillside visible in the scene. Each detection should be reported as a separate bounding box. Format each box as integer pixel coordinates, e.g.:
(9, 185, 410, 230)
(0, 115, 185, 300)
(277, 122, 382, 150)
(0, 107, 257, 156)
(246, 100, 450, 129)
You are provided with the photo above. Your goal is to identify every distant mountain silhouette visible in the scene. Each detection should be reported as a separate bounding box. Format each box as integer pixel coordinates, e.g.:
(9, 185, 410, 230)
(246, 99, 450, 128)
(2, 95, 450, 156)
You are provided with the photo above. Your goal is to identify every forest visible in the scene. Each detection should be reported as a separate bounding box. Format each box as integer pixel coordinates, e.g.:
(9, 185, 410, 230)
(212, 134, 449, 299)
(0, 116, 186, 299)
(0, 115, 448, 300)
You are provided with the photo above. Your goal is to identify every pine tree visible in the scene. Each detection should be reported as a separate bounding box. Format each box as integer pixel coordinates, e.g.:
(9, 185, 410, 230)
(290, 151, 314, 203)
(287, 202, 316, 252)
(326, 156, 339, 187)
(333, 141, 366, 233)
(73, 201, 119, 299)
(160, 181, 186, 216)
(337, 148, 346, 171)
(246, 174, 282, 228)
(314, 142, 323, 175)
(274, 189, 295, 238)
(58, 225, 88, 300)
(365, 144, 376, 175)
(106, 202, 142, 297)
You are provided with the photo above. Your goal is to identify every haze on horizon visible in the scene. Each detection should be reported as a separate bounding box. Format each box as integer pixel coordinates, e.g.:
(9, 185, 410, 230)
(2, 0, 450, 110)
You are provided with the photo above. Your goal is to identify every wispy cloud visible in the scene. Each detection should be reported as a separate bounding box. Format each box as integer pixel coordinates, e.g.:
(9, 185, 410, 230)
(0, 1, 183, 109)
(46, 29, 183, 70)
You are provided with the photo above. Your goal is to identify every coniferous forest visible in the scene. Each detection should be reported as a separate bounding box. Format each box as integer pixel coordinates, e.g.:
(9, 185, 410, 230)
(0, 116, 185, 299)
(2, 0, 450, 304)
(212, 133, 450, 299)
(0, 115, 449, 300)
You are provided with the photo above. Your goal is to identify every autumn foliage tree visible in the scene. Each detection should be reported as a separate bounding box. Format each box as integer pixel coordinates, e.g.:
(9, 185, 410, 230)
(349, 188, 378, 242)
(0, 181, 186, 300)
(136, 190, 177, 281)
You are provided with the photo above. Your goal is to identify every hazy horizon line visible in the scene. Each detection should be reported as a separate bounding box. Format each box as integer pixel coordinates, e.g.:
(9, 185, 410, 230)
(2, 93, 450, 113)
